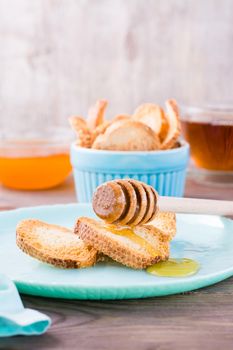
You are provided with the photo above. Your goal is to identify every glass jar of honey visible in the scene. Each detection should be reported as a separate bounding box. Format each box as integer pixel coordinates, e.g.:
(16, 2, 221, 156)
(0, 127, 73, 190)
(181, 106, 233, 184)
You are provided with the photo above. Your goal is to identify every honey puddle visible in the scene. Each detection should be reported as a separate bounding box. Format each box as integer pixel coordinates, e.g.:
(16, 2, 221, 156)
(147, 258, 200, 277)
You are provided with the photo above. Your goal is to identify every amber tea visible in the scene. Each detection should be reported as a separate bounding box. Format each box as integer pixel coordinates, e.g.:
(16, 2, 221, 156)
(181, 119, 233, 171)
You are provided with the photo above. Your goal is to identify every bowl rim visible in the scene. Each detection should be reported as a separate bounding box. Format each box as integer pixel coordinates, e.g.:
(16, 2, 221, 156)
(71, 139, 189, 156)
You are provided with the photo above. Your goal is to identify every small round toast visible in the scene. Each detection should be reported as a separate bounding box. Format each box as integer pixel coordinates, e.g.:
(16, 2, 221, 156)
(69, 116, 93, 148)
(133, 103, 163, 135)
(16, 219, 98, 268)
(103, 118, 129, 137)
(148, 211, 176, 242)
(87, 99, 108, 130)
(92, 120, 160, 151)
(91, 120, 111, 144)
(159, 111, 169, 142)
(161, 99, 181, 150)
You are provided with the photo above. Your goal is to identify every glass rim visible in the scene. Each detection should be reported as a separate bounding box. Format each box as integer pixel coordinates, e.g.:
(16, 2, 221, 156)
(180, 104, 233, 122)
(0, 126, 74, 149)
(180, 104, 233, 114)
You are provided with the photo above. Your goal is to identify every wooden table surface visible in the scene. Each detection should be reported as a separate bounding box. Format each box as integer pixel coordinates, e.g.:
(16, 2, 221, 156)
(1, 176, 233, 350)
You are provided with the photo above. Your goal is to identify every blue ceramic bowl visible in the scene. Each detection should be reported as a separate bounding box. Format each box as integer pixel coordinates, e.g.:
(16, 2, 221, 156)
(70, 141, 190, 202)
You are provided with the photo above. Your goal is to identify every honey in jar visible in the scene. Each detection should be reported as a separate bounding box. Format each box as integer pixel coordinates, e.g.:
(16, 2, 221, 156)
(0, 129, 72, 190)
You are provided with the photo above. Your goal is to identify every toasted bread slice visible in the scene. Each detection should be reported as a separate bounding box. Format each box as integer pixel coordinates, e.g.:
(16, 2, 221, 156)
(133, 104, 163, 135)
(159, 112, 170, 142)
(91, 120, 111, 144)
(149, 212, 176, 241)
(92, 120, 160, 151)
(69, 115, 87, 130)
(69, 116, 93, 148)
(75, 217, 169, 269)
(87, 99, 108, 130)
(92, 115, 131, 144)
(161, 99, 181, 149)
(16, 219, 98, 268)
(101, 118, 128, 137)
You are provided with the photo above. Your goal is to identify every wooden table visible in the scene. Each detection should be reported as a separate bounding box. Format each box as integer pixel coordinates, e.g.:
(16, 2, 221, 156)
(1, 177, 233, 350)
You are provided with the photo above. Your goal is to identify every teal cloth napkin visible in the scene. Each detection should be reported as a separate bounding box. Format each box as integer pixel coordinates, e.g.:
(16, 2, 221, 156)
(0, 274, 51, 337)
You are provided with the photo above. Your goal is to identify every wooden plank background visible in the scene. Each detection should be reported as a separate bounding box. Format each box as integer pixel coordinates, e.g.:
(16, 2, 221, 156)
(0, 0, 233, 133)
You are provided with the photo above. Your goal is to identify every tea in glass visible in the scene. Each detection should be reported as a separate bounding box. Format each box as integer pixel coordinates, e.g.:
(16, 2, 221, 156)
(181, 106, 233, 183)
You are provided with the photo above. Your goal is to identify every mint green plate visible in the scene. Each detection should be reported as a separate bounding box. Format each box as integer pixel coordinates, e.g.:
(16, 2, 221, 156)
(0, 204, 233, 300)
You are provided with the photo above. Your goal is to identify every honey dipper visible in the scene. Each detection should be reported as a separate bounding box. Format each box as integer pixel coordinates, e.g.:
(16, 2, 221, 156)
(92, 179, 233, 225)
(92, 179, 158, 226)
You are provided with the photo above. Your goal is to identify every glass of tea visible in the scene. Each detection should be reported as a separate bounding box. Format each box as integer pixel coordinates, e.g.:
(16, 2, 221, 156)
(0, 127, 73, 190)
(181, 106, 233, 184)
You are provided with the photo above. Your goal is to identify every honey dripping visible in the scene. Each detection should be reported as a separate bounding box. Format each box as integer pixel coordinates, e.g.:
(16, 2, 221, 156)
(103, 224, 159, 256)
(147, 258, 200, 278)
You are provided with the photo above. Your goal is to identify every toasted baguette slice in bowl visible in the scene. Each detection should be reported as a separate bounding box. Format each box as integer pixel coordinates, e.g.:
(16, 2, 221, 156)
(133, 103, 163, 135)
(92, 120, 160, 151)
(69, 116, 93, 148)
(87, 99, 108, 130)
(16, 219, 98, 268)
(161, 99, 181, 150)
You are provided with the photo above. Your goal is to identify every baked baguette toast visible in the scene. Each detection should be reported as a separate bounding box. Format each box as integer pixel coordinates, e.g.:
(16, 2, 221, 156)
(148, 212, 176, 241)
(92, 120, 160, 151)
(133, 103, 163, 135)
(75, 217, 169, 269)
(87, 99, 108, 130)
(16, 219, 98, 268)
(161, 99, 181, 149)
(69, 116, 93, 148)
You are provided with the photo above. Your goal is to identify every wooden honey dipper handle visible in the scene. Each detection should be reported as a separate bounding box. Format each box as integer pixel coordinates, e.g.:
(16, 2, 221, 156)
(159, 196, 233, 217)
(92, 179, 158, 226)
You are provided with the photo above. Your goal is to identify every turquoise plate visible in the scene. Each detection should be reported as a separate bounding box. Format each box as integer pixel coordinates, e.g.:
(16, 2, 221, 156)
(0, 203, 233, 300)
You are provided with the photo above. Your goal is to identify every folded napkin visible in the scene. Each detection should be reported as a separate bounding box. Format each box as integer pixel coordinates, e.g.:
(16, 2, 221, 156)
(0, 274, 51, 337)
